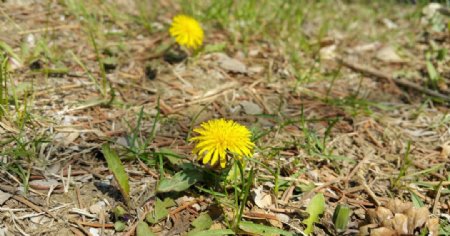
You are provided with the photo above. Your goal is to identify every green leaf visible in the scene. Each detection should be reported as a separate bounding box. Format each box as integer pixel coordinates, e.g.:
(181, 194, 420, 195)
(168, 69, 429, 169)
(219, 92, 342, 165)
(426, 60, 439, 82)
(146, 197, 176, 224)
(158, 148, 183, 165)
(439, 219, 450, 236)
(74, 97, 110, 110)
(303, 193, 326, 235)
(296, 182, 316, 193)
(332, 204, 351, 232)
(103, 56, 118, 65)
(114, 221, 126, 232)
(239, 221, 293, 236)
(203, 42, 227, 53)
(187, 229, 235, 236)
(410, 191, 424, 208)
(136, 221, 156, 236)
(187, 213, 213, 235)
(113, 205, 127, 219)
(0, 41, 22, 64)
(157, 169, 203, 193)
(102, 144, 130, 207)
(226, 160, 241, 183)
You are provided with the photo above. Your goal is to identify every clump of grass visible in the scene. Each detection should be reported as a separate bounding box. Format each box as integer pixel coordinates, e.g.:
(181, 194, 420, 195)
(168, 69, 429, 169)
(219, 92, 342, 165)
(392, 141, 413, 190)
(0, 47, 50, 196)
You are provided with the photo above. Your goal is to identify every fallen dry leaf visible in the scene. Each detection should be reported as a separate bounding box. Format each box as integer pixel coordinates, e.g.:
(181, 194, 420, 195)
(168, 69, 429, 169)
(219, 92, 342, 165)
(387, 199, 412, 214)
(392, 214, 408, 235)
(252, 186, 273, 209)
(370, 227, 398, 236)
(426, 218, 440, 236)
(376, 46, 404, 63)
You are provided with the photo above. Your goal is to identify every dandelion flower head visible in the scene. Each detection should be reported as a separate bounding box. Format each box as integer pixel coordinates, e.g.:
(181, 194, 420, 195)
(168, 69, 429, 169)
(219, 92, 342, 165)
(169, 14, 204, 50)
(190, 119, 254, 168)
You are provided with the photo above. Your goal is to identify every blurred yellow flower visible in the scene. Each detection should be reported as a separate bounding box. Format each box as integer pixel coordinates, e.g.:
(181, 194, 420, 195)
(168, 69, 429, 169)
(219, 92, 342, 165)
(190, 119, 254, 168)
(169, 15, 204, 50)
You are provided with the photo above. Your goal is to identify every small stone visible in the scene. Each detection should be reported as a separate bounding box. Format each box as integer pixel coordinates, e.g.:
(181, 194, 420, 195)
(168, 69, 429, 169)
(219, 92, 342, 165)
(320, 44, 337, 60)
(215, 53, 247, 73)
(240, 101, 262, 115)
(116, 137, 129, 147)
(89, 228, 100, 236)
(248, 49, 260, 57)
(440, 141, 450, 159)
(276, 213, 290, 223)
(0, 190, 12, 205)
(89, 201, 106, 214)
(191, 203, 201, 211)
(354, 208, 366, 219)
(382, 18, 398, 29)
(30, 215, 51, 224)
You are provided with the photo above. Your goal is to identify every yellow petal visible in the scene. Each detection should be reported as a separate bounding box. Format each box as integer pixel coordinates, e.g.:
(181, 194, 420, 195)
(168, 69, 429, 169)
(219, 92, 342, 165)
(210, 149, 219, 166)
(202, 151, 213, 164)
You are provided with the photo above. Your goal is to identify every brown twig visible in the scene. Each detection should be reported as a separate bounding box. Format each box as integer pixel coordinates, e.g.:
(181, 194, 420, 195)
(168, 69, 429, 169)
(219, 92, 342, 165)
(267, 206, 297, 214)
(70, 226, 89, 236)
(169, 199, 200, 216)
(11, 195, 43, 214)
(71, 220, 94, 236)
(3, 183, 94, 235)
(243, 211, 279, 221)
(337, 57, 450, 103)
(137, 159, 159, 178)
(300, 177, 344, 204)
(432, 182, 443, 215)
(345, 153, 371, 185)
(358, 174, 381, 207)
(76, 221, 114, 228)
(280, 185, 295, 205)
(11, 195, 60, 221)
(80, 167, 106, 179)
(75, 185, 84, 209)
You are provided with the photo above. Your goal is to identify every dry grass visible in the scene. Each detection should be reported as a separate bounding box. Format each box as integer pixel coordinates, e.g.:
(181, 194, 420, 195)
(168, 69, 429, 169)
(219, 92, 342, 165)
(0, 0, 449, 235)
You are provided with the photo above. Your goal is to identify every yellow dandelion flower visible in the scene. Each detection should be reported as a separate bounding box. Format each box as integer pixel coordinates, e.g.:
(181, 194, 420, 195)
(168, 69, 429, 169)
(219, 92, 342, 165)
(190, 119, 255, 168)
(169, 14, 204, 50)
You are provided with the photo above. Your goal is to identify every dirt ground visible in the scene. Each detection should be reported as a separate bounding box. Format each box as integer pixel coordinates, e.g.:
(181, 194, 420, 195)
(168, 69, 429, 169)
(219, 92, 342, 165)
(0, 1, 449, 235)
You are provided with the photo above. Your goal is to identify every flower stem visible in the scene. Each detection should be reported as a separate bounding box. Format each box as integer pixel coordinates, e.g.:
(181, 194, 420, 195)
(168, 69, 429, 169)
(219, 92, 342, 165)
(233, 160, 254, 231)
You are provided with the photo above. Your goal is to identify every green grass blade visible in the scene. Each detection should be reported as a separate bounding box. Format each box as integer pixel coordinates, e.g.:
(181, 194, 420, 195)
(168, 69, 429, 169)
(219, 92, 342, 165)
(239, 221, 293, 236)
(102, 144, 130, 207)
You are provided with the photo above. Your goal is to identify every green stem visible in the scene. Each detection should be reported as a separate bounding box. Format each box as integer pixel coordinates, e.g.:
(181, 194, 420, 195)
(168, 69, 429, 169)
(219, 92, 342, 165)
(234, 160, 254, 232)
